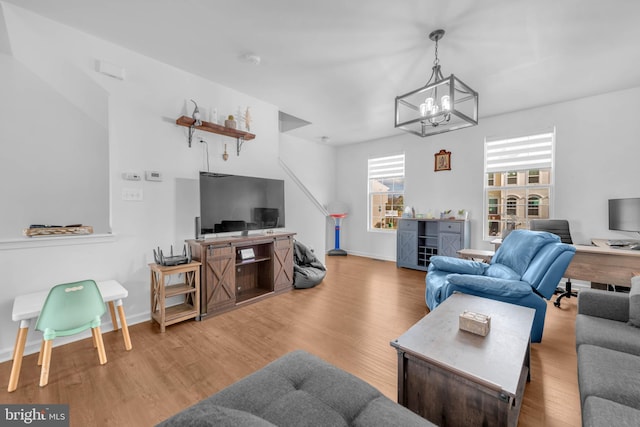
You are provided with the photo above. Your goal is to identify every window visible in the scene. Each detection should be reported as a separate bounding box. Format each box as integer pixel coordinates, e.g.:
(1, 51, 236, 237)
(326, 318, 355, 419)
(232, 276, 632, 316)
(484, 129, 555, 238)
(528, 195, 541, 216)
(488, 197, 498, 215)
(368, 154, 405, 231)
(506, 196, 518, 216)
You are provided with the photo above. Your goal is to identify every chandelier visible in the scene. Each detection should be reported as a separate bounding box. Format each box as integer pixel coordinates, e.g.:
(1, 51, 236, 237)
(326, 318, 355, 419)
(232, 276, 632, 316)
(395, 29, 478, 137)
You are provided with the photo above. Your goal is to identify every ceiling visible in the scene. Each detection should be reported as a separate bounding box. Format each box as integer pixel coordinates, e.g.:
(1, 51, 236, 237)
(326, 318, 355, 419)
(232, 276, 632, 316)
(6, 0, 640, 145)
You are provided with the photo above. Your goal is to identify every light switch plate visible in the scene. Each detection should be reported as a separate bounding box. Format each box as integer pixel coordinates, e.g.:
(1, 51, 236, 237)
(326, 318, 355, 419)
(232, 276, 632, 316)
(122, 188, 143, 201)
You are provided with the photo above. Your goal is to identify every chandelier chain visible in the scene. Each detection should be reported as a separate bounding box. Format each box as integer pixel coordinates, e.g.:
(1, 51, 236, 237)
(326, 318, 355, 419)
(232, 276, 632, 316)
(433, 38, 440, 66)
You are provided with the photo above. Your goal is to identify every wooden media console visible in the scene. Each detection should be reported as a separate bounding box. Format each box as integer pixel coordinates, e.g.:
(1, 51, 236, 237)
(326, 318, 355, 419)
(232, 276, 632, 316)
(188, 232, 295, 317)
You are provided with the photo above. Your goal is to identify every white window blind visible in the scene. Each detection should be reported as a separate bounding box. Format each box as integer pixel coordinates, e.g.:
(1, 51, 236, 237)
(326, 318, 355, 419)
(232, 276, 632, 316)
(368, 154, 405, 179)
(485, 131, 554, 173)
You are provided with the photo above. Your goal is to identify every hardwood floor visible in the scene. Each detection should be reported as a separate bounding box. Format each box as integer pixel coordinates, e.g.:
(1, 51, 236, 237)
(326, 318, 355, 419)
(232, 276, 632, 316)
(0, 255, 581, 426)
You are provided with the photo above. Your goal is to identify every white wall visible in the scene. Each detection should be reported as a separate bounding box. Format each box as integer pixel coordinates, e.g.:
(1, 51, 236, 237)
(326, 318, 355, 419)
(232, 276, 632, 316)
(0, 51, 110, 238)
(0, 4, 332, 361)
(336, 86, 640, 259)
(279, 133, 337, 260)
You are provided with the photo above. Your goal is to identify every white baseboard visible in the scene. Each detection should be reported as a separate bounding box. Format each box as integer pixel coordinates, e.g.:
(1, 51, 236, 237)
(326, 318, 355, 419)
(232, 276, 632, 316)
(330, 249, 395, 262)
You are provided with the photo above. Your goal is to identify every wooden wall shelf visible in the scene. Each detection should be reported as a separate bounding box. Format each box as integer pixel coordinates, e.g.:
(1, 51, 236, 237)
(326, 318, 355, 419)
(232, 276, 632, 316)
(176, 116, 256, 154)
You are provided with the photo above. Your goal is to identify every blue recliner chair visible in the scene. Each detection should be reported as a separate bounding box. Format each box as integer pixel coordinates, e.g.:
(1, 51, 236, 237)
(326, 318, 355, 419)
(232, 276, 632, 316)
(425, 229, 576, 343)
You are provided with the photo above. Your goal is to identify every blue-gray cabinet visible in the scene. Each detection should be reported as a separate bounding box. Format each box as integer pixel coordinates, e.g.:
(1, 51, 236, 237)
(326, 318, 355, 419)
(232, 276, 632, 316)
(396, 219, 470, 271)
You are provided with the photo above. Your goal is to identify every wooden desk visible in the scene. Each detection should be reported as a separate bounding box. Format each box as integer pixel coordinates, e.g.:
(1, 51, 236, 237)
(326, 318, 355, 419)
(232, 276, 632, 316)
(457, 248, 495, 263)
(566, 240, 640, 287)
(8, 280, 132, 392)
(491, 238, 640, 287)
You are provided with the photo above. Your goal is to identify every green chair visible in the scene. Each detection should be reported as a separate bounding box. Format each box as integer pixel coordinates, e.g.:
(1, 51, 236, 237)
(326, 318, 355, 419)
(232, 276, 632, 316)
(35, 279, 107, 387)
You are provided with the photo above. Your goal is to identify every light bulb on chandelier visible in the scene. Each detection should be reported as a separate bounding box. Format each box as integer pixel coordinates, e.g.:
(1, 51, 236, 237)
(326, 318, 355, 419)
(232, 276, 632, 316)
(420, 94, 451, 126)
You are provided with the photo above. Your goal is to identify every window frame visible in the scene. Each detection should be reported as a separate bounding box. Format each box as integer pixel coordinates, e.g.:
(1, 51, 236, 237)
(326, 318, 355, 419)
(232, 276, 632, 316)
(367, 153, 405, 232)
(483, 129, 555, 240)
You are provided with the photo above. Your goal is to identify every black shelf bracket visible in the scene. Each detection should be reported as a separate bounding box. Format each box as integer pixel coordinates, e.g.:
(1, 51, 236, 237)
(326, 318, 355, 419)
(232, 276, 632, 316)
(188, 125, 195, 148)
(237, 137, 246, 156)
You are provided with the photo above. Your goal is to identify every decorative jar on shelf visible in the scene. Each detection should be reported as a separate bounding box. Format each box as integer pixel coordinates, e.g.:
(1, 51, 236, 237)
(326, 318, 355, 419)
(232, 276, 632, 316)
(225, 115, 237, 129)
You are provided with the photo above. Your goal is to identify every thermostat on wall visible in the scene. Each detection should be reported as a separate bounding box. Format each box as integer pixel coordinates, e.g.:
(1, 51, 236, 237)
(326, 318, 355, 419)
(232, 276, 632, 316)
(145, 170, 163, 182)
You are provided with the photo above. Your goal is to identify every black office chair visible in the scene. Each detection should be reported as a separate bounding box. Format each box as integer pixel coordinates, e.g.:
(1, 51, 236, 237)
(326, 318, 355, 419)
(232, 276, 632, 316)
(529, 219, 577, 308)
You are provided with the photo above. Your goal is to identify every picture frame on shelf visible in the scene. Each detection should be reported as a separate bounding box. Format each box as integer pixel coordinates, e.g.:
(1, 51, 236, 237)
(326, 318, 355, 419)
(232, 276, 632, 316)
(239, 248, 255, 260)
(434, 149, 451, 172)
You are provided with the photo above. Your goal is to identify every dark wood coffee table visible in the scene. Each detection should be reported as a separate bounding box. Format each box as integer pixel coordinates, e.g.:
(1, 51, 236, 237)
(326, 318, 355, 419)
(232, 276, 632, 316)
(390, 293, 535, 427)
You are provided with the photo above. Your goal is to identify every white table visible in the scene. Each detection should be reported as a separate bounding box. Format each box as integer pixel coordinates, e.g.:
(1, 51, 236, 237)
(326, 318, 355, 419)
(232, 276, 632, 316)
(8, 280, 132, 392)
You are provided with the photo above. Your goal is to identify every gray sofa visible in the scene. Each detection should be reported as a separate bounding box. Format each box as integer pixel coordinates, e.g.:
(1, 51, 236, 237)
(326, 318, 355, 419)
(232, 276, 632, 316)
(575, 277, 640, 427)
(157, 350, 434, 427)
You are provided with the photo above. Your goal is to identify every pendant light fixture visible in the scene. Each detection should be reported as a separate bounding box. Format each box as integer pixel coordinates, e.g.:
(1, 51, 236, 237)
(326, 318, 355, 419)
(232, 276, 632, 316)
(395, 29, 478, 137)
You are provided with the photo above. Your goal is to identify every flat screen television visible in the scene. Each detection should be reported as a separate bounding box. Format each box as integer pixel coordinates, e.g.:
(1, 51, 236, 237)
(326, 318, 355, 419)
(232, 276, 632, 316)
(199, 172, 285, 236)
(608, 197, 640, 232)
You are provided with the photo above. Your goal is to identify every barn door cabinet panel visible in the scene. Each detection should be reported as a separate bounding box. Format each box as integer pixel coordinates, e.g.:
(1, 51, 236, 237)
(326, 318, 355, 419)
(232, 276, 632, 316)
(205, 244, 236, 313)
(397, 220, 419, 269)
(273, 235, 294, 292)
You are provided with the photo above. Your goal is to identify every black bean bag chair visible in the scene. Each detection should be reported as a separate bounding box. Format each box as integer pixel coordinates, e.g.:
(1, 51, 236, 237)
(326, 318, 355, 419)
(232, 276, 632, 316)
(293, 240, 326, 289)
